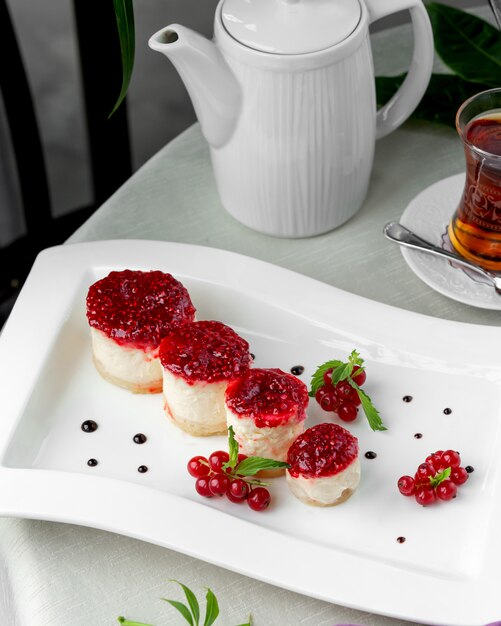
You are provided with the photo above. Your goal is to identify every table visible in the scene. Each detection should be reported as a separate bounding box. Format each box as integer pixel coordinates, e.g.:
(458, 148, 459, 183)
(1, 8, 498, 626)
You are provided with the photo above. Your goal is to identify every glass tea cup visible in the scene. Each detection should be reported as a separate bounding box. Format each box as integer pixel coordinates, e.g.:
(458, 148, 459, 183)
(448, 88, 501, 271)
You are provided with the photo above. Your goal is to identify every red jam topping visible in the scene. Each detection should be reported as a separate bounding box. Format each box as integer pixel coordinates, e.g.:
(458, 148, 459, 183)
(225, 368, 308, 428)
(159, 320, 251, 384)
(86, 269, 195, 350)
(287, 423, 358, 478)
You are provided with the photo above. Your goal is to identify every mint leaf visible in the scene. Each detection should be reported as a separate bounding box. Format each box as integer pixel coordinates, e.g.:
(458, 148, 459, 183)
(348, 350, 364, 368)
(430, 466, 451, 488)
(161, 599, 194, 625)
(117, 618, 155, 626)
(349, 381, 387, 432)
(169, 580, 200, 626)
(330, 362, 353, 386)
(309, 360, 344, 396)
(235, 457, 290, 476)
(223, 426, 239, 472)
(309, 352, 362, 396)
(203, 588, 219, 626)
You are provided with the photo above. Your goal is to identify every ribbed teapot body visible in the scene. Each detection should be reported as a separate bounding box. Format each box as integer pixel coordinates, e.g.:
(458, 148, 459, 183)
(210, 3, 375, 236)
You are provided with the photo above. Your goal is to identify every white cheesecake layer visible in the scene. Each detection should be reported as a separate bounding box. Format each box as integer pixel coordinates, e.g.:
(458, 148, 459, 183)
(226, 408, 304, 461)
(162, 368, 228, 436)
(90, 328, 162, 391)
(286, 458, 360, 506)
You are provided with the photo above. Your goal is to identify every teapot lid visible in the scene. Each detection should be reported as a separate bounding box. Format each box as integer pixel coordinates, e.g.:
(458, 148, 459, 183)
(221, 0, 361, 55)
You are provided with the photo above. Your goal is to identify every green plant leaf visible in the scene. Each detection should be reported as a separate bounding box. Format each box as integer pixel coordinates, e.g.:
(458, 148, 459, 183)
(203, 588, 220, 626)
(223, 426, 239, 471)
(309, 360, 344, 396)
(161, 599, 194, 625)
(329, 362, 353, 386)
(117, 618, 156, 626)
(348, 350, 363, 367)
(427, 2, 501, 87)
(430, 466, 451, 488)
(376, 73, 492, 128)
(348, 381, 387, 432)
(235, 457, 290, 476)
(110, 0, 135, 116)
(170, 580, 200, 625)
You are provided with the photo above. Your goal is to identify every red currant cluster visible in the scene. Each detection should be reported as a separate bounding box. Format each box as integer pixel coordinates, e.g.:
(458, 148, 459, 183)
(187, 451, 271, 512)
(314, 366, 366, 422)
(398, 449, 469, 506)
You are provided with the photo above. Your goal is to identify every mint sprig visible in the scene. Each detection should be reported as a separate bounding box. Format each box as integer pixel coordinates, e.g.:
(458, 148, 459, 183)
(309, 359, 344, 396)
(119, 581, 252, 626)
(309, 350, 364, 396)
(223, 426, 290, 478)
(310, 350, 386, 432)
(222, 425, 239, 472)
(430, 466, 451, 489)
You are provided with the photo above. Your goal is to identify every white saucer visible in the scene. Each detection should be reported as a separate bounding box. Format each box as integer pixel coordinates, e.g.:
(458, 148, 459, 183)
(400, 173, 501, 310)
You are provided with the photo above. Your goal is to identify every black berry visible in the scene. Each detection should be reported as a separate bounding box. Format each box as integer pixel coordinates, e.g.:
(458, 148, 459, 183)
(81, 420, 98, 433)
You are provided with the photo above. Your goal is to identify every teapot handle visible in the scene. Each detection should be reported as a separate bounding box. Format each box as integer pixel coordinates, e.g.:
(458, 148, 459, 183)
(365, 0, 434, 139)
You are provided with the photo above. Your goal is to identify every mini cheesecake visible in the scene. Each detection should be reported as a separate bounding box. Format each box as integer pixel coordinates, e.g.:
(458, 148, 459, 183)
(287, 423, 360, 506)
(159, 320, 252, 436)
(225, 368, 308, 473)
(86, 269, 195, 393)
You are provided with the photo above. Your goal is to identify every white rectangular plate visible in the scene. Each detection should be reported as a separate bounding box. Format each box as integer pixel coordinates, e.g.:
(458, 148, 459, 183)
(0, 240, 500, 626)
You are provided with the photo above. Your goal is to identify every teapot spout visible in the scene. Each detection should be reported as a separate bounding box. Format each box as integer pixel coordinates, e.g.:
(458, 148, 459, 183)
(149, 25, 241, 149)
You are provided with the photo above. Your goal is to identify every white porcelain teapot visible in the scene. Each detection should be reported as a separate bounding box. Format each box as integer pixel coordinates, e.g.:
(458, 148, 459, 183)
(149, 0, 433, 237)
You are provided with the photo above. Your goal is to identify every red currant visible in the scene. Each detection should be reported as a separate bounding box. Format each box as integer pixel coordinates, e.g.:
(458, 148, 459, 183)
(315, 386, 328, 403)
(414, 462, 435, 485)
(428, 451, 444, 472)
(208, 450, 230, 473)
(247, 487, 271, 512)
(436, 479, 457, 501)
(322, 368, 334, 386)
(226, 479, 250, 503)
(425, 454, 435, 468)
(441, 450, 461, 469)
(337, 402, 358, 422)
(397, 475, 416, 496)
(209, 473, 230, 496)
(450, 466, 469, 485)
(415, 485, 437, 506)
(319, 389, 340, 412)
(237, 453, 248, 464)
(335, 381, 361, 406)
(187, 455, 210, 478)
(195, 476, 213, 497)
(351, 366, 366, 386)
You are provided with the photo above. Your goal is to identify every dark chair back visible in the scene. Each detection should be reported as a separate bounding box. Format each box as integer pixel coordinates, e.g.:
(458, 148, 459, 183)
(0, 0, 132, 325)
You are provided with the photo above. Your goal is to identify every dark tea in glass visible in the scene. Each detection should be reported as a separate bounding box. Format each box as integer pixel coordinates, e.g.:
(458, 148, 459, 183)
(448, 89, 501, 271)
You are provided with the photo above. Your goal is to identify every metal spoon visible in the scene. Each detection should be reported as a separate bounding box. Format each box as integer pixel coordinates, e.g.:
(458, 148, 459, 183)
(383, 221, 501, 295)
